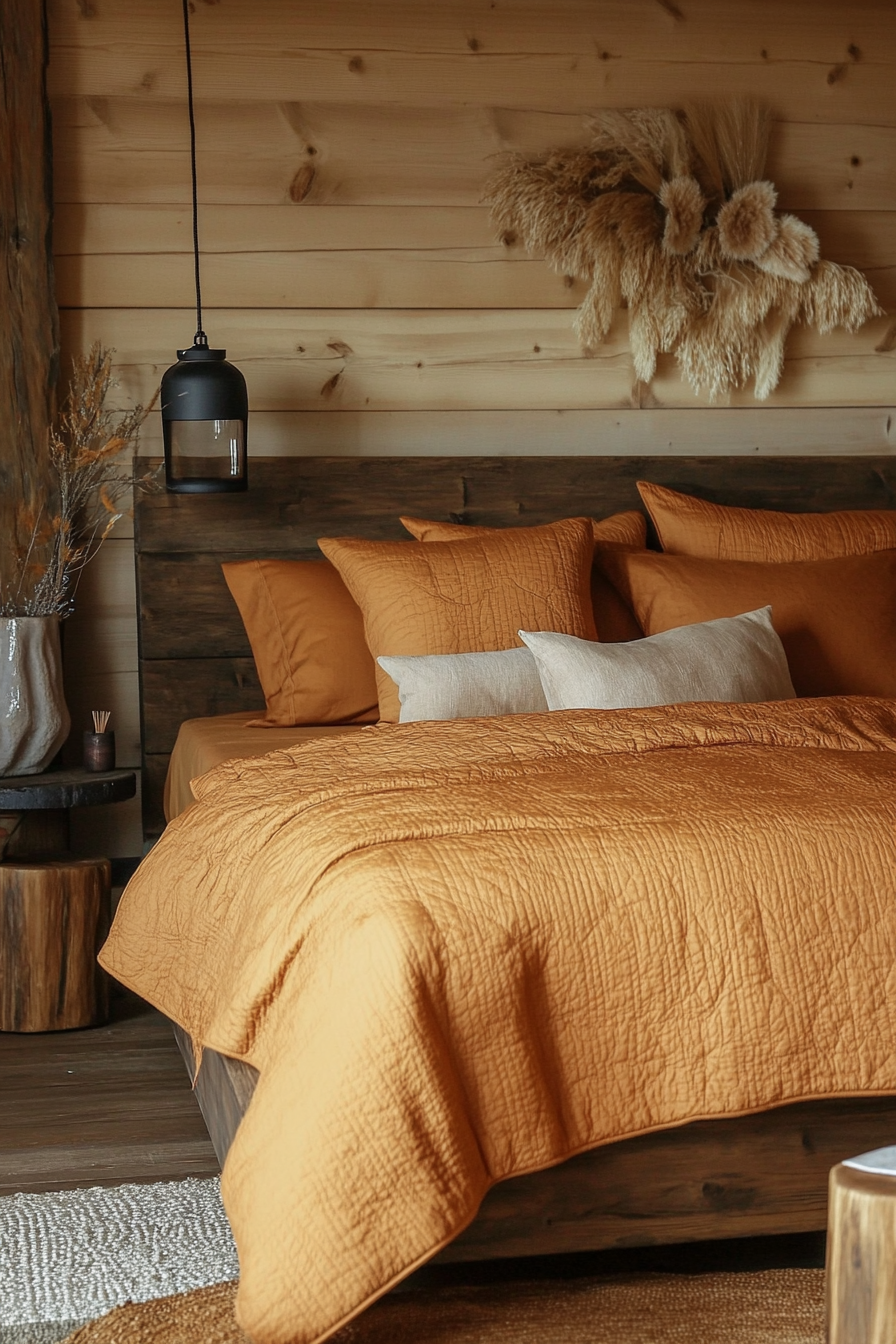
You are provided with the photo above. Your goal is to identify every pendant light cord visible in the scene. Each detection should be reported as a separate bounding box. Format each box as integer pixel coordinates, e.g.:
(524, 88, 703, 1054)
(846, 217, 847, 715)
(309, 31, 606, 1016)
(182, 0, 206, 346)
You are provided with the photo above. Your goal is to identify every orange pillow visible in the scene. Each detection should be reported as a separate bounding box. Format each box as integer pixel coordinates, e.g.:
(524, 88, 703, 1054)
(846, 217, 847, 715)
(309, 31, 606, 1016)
(222, 559, 379, 726)
(319, 518, 597, 723)
(400, 512, 646, 549)
(401, 512, 646, 643)
(638, 481, 896, 561)
(602, 548, 896, 699)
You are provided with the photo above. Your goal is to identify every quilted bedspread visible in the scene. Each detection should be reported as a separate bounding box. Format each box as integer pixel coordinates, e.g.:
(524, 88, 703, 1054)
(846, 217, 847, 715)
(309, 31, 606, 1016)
(101, 698, 896, 1344)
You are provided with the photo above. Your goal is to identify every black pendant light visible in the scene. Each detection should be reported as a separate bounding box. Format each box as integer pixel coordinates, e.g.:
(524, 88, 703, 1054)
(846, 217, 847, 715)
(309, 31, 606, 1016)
(161, 0, 248, 493)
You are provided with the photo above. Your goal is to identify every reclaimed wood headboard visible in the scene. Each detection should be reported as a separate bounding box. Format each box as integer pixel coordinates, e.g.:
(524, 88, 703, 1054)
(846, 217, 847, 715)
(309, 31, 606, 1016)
(135, 455, 896, 838)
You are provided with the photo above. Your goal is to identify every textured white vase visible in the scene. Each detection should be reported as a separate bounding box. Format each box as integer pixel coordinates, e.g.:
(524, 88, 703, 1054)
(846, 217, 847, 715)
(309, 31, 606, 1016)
(0, 616, 71, 777)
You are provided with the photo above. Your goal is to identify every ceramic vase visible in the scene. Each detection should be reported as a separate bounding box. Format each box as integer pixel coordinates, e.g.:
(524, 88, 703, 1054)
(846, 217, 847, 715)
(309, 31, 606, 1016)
(0, 616, 70, 777)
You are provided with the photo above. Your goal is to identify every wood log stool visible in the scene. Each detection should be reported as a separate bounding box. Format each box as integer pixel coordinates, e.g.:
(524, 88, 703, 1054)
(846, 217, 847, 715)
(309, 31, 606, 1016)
(0, 768, 135, 1032)
(827, 1147, 896, 1344)
(0, 857, 111, 1032)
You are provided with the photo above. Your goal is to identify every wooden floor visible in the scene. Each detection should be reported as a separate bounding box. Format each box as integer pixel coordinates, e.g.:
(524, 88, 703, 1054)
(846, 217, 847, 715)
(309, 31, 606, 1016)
(0, 986, 219, 1196)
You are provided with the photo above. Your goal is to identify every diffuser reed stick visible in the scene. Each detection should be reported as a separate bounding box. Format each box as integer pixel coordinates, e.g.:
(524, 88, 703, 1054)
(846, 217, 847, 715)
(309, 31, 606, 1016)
(92, 710, 111, 733)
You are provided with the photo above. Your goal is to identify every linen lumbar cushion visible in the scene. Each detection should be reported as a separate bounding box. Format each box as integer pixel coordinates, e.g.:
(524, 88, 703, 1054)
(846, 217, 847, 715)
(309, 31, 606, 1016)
(319, 518, 597, 723)
(377, 647, 548, 723)
(519, 607, 795, 711)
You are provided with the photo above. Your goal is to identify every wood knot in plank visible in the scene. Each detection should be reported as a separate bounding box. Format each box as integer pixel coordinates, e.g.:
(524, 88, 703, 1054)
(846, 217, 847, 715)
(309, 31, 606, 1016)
(348, 56, 364, 72)
(327, 341, 353, 358)
(827, 63, 848, 85)
(320, 371, 344, 399)
(467, 36, 481, 51)
(654, 0, 684, 19)
(289, 164, 316, 203)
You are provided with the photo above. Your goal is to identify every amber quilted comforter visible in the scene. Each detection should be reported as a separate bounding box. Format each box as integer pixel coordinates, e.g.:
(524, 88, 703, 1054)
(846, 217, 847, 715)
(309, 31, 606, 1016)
(101, 698, 896, 1344)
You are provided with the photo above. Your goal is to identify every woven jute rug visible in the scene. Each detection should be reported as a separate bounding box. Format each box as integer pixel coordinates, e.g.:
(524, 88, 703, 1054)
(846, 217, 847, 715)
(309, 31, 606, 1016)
(60, 1268, 825, 1343)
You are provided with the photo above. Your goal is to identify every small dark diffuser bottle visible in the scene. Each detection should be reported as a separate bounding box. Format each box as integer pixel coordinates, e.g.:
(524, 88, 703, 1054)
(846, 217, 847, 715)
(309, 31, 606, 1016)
(84, 710, 115, 772)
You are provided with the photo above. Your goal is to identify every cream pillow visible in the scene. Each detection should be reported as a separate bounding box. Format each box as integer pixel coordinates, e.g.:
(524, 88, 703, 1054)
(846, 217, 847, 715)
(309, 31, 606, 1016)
(377, 648, 547, 723)
(519, 607, 795, 711)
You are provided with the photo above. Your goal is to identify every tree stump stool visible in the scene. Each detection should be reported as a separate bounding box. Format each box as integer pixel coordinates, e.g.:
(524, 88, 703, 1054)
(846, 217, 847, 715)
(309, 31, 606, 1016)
(827, 1148, 896, 1344)
(0, 857, 111, 1031)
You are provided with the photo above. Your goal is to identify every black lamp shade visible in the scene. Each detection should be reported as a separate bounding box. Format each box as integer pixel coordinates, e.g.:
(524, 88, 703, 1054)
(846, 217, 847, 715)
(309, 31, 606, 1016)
(161, 344, 249, 493)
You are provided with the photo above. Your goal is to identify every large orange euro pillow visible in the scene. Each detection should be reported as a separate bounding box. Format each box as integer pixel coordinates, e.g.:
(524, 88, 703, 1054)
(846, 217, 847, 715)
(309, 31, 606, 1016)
(222, 559, 379, 726)
(319, 518, 597, 723)
(602, 548, 896, 699)
(401, 512, 645, 643)
(638, 481, 896, 561)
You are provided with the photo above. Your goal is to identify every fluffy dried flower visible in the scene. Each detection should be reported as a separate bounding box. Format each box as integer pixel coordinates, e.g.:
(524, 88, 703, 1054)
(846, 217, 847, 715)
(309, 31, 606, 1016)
(755, 214, 820, 283)
(484, 99, 882, 403)
(717, 180, 778, 260)
(660, 176, 706, 255)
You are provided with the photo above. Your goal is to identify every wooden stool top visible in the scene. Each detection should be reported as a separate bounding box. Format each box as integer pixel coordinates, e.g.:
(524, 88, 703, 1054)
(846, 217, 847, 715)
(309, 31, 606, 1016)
(843, 1146, 896, 1178)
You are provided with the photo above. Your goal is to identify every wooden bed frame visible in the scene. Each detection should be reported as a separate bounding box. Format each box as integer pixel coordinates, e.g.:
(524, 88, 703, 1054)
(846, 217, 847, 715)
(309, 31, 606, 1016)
(137, 453, 896, 1260)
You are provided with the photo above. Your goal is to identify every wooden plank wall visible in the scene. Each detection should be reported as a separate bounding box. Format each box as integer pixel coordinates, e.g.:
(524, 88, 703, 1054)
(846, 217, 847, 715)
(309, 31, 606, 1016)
(46, 0, 896, 856)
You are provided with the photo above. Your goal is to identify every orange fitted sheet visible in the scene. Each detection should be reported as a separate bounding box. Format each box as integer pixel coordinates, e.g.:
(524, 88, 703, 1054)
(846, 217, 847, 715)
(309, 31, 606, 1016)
(163, 713, 369, 821)
(105, 697, 896, 1344)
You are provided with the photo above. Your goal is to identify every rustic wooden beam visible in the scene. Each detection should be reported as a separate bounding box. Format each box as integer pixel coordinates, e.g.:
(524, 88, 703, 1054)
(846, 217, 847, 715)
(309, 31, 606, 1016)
(0, 0, 59, 598)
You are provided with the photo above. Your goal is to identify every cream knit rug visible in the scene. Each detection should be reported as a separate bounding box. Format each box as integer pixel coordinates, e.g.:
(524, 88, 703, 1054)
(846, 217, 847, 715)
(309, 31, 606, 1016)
(0, 1178, 238, 1344)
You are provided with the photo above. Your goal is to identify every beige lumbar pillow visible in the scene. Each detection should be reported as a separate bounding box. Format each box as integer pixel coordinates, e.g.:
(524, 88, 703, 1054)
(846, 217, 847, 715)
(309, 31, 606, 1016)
(377, 647, 548, 723)
(519, 607, 795, 711)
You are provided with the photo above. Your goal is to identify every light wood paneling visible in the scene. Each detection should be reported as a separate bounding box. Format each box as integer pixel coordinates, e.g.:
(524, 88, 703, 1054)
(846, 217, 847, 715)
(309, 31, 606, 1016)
(61, 308, 895, 412)
(51, 97, 896, 211)
(128, 407, 896, 460)
(55, 250, 896, 314)
(47, 0, 896, 65)
(47, 51, 896, 125)
(54, 203, 496, 253)
(55, 251, 580, 310)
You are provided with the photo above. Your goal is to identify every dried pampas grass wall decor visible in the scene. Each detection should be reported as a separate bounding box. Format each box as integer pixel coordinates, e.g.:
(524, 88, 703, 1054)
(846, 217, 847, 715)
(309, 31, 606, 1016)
(484, 99, 882, 401)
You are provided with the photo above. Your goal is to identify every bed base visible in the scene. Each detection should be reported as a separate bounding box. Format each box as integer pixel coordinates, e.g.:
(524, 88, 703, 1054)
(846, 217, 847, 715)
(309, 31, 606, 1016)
(173, 1024, 896, 1261)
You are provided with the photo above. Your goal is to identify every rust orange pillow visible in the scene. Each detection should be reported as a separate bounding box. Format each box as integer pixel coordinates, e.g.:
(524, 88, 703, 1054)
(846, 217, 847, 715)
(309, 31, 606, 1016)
(638, 481, 896, 561)
(319, 518, 597, 722)
(222, 559, 379, 726)
(602, 548, 896, 699)
(400, 512, 646, 549)
(401, 512, 646, 643)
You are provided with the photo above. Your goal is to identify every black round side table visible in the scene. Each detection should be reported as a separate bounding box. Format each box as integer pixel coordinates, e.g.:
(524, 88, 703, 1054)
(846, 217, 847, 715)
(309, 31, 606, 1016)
(0, 767, 136, 1032)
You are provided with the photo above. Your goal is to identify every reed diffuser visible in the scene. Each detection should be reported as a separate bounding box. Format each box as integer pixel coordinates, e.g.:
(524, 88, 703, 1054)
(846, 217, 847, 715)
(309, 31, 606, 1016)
(83, 710, 114, 773)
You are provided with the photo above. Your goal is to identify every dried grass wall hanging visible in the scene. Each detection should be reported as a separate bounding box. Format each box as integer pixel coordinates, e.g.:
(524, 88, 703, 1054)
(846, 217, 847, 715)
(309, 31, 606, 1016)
(485, 100, 882, 401)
